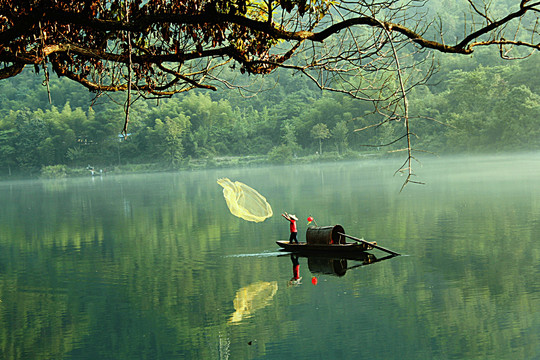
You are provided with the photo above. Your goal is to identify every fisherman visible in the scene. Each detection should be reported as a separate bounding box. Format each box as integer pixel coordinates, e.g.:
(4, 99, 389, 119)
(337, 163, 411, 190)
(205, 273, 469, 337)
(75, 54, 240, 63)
(282, 212, 299, 244)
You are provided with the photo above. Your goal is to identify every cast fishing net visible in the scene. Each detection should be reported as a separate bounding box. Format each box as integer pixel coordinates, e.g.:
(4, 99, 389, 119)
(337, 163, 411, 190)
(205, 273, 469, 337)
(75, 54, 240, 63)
(217, 178, 273, 223)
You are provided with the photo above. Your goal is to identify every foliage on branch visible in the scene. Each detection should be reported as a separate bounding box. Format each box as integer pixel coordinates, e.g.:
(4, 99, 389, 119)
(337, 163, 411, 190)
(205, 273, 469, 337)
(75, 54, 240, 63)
(0, 0, 538, 97)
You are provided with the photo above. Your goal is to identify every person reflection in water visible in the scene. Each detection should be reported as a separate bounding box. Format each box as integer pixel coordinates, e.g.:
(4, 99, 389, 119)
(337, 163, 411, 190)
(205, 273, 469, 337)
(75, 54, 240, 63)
(282, 212, 299, 244)
(288, 254, 302, 286)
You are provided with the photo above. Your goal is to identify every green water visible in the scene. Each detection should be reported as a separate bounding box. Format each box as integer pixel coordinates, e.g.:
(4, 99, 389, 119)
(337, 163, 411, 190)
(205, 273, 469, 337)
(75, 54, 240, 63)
(0, 155, 539, 359)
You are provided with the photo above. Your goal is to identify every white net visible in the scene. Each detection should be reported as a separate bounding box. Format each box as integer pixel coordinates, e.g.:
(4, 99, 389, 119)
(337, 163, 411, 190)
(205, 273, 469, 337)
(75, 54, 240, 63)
(217, 178, 273, 223)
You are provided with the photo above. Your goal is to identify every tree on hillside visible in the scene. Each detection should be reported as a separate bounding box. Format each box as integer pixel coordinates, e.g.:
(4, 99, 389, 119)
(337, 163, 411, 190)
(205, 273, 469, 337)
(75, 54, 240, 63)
(0, 0, 538, 185)
(311, 122, 330, 155)
(0, 128, 16, 175)
(152, 116, 188, 168)
(332, 121, 348, 155)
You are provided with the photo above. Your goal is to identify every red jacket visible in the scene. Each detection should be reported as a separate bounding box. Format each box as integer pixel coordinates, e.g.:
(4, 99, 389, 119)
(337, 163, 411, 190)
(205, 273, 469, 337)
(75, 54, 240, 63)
(289, 219, 297, 233)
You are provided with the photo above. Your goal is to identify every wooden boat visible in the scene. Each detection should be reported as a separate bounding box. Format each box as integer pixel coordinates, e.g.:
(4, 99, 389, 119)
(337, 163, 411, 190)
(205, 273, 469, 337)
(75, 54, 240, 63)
(276, 240, 374, 254)
(277, 225, 374, 254)
(276, 224, 400, 256)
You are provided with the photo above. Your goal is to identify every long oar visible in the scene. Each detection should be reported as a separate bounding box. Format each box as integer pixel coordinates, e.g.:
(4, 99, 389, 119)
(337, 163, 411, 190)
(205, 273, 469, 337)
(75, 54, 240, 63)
(338, 232, 401, 256)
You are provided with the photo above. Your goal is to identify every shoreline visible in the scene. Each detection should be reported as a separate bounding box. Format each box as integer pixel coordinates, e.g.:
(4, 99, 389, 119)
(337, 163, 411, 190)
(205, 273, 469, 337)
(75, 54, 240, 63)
(0, 151, 385, 180)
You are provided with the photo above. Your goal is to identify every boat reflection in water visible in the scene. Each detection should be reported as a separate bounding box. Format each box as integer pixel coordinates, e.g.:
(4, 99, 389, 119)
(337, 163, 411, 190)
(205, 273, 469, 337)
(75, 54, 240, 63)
(286, 251, 397, 279)
(229, 281, 278, 324)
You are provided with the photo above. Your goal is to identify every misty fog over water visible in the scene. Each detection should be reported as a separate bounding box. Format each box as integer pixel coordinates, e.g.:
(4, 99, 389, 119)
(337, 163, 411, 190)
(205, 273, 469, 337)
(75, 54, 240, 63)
(0, 153, 538, 359)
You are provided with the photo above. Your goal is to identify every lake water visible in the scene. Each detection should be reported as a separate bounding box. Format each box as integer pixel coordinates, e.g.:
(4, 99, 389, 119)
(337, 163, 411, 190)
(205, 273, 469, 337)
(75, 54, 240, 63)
(0, 154, 539, 360)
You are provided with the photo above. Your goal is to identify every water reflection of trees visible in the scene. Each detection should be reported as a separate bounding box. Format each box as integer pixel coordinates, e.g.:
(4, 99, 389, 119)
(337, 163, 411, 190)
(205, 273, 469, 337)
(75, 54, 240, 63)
(0, 161, 538, 359)
(269, 160, 540, 358)
(0, 173, 238, 358)
(341, 161, 540, 359)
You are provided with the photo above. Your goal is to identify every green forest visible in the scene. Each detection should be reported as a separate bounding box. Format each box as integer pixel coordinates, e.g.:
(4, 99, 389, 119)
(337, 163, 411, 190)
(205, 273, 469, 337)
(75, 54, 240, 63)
(0, 50, 539, 178)
(0, 0, 539, 178)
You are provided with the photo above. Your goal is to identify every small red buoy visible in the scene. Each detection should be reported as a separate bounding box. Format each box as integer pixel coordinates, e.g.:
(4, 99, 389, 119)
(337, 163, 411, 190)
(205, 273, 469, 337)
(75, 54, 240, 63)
(311, 276, 318, 285)
(307, 216, 314, 222)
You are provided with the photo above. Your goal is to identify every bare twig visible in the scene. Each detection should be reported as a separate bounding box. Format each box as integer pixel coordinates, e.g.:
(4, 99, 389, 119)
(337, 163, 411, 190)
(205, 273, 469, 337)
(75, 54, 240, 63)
(381, 23, 421, 191)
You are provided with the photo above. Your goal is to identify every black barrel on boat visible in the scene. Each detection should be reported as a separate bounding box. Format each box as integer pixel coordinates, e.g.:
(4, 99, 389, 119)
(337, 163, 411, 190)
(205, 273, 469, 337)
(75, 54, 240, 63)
(306, 225, 346, 245)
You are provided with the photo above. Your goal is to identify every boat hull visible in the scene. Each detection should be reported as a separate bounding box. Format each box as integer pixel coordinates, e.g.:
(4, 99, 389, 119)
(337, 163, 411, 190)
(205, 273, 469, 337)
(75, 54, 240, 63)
(276, 240, 373, 254)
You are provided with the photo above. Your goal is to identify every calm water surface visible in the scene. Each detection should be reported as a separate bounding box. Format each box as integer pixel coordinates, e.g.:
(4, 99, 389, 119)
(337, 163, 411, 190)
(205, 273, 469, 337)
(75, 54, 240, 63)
(0, 155, 539, 359)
